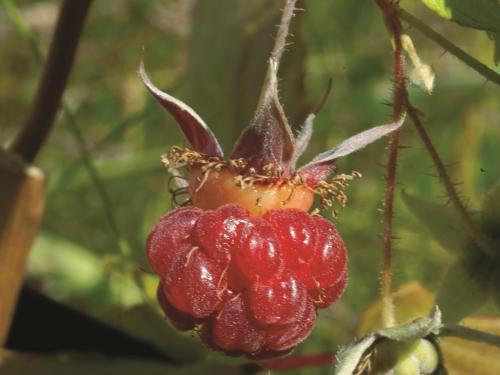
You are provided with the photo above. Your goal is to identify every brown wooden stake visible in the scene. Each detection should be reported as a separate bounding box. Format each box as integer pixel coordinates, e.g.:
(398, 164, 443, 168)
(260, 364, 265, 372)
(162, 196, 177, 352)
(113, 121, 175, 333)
(0, 150, 46, 346)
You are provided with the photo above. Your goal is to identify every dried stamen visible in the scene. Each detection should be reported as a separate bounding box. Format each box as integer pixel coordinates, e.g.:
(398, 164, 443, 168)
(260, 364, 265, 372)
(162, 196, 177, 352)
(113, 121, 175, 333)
(161, 146, 362, 215)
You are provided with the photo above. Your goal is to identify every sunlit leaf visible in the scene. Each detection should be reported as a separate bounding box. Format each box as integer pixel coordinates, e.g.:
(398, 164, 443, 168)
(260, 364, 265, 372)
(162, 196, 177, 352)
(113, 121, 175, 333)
(418, 0, 500, 63)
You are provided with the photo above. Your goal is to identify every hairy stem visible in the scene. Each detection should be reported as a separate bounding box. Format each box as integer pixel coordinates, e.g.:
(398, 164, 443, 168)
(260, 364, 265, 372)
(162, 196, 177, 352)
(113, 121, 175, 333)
(407, 105, 495, 258)
(399, 9, 500, 86)
(271, 0, 298, 71)
(9, 0, 93, 163)
(375, 0, 408, 328)
(441, 325, 500, 348)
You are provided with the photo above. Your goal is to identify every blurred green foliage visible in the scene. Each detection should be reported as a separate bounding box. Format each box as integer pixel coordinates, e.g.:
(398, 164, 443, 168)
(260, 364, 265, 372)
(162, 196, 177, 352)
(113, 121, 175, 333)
(0, 0, 499, 373)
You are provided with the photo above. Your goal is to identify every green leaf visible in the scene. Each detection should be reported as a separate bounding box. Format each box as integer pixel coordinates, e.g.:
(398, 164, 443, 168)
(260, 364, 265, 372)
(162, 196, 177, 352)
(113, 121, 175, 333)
(435, 259, 492, 324)
(419, 0, 500, 33)
(402, 190, 467, 254)
(419, 0, 500, 63)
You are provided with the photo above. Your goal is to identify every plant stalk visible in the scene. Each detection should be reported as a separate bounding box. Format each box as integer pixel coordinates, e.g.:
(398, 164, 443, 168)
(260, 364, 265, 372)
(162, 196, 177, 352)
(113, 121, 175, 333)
(375, 0, 408, 328)
(9, 0, 93, 163)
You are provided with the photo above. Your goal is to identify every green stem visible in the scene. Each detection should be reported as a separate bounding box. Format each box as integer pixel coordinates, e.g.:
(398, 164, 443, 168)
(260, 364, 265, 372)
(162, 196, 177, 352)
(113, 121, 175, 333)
(399, 9, 500, 86)
(441, 325, 500, 347)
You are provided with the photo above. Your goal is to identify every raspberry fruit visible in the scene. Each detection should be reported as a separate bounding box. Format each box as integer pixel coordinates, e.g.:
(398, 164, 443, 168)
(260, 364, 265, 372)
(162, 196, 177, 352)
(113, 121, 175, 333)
(141, 5, 403, 357)
(147, 205, 346, 357)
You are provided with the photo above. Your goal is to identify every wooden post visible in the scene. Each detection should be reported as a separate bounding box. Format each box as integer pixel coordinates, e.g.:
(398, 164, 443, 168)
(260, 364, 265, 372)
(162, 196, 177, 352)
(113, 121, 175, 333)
(0, 149, 45, 346)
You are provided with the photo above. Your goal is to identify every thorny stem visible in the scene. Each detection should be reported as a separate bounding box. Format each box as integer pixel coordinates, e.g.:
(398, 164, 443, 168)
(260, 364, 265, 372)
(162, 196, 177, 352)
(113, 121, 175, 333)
(9, 0, 93, 163)
(270, 0, 298, 71)
(407, 105, 496, 258)
(375, 0, 408, 329)
(399, 9, 500, 86)
(441, 325, 500, 348)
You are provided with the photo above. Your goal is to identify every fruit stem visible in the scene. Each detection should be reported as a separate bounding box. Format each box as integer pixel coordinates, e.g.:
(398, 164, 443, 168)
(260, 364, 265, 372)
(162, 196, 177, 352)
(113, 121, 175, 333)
(270, 0, 298, 72)
(9, 0, 93, 163)
(374, 0, 408, 328)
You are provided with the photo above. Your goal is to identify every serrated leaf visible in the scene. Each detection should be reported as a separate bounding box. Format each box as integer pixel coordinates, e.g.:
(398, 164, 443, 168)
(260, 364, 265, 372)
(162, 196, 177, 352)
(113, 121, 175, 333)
(419, 0, 500, 63)
(402, 190, 468, 254)
(435, 260, 492, 324)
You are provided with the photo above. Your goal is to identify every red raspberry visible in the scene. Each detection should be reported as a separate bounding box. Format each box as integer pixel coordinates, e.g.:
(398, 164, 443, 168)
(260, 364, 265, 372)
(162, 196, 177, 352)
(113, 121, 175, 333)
(309, 271, 348, 308)
(248, 271, 308, 325)
(194, 205, 250, 265)
(146, 206, 202, 277)
(157, 283, 196, 331)
(266, 298, 316, 351)
(234, 218, 283, 283)
(163, 249, 226, 318)
(141, 18, 402, 356)
(263, 209, 317, 268)
(211, 295, 266, 353)
(309, 216, 347, 288)
(146, 204, 348, 358)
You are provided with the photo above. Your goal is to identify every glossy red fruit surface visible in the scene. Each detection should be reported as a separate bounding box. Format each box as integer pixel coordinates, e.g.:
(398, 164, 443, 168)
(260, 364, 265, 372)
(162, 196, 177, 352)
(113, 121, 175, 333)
(147, 204, 347, 358)
(248, 271, 308, 325)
